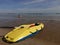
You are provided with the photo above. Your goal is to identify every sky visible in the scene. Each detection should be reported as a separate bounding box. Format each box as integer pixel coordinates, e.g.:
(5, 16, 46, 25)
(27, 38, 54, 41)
(0, 0, 60, 13)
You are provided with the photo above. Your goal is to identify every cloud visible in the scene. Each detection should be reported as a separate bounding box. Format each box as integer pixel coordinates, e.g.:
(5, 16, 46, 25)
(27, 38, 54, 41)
(23, 0, 45, 5)
(0, 9, 17, 13)
(43, 6, 60, 13)
(1, 5, 60, 13)
(0, 0, 60, 13)
(16, 5, 60, 13)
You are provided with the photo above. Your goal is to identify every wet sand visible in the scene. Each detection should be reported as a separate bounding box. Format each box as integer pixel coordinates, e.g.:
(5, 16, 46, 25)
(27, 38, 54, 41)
(0, 20, 60, 45)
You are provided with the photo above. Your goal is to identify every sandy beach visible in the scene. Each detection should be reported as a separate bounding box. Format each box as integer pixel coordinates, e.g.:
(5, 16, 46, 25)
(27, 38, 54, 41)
(0, 20, 60, 45)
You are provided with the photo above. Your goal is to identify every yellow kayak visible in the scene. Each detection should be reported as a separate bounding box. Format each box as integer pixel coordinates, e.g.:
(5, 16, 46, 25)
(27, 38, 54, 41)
(2, 23, 44, 43)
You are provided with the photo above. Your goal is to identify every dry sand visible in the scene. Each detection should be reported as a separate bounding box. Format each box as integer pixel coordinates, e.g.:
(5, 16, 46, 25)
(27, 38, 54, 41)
(0, 20, 60, 45)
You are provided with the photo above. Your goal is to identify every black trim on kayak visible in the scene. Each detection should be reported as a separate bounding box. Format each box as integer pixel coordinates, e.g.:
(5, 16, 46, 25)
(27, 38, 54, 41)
(2, 36, 13, 43)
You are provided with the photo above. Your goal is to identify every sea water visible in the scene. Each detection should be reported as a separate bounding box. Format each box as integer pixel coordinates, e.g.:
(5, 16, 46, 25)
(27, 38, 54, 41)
(0, 13, 60, 27)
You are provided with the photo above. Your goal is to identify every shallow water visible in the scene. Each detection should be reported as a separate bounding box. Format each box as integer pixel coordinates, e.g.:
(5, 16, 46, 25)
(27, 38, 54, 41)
(0, 13, 60, 27)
